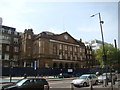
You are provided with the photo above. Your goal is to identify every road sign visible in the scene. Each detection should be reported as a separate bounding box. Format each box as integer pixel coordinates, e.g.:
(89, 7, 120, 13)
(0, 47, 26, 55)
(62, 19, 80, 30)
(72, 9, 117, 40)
(68, 69, 73, 72)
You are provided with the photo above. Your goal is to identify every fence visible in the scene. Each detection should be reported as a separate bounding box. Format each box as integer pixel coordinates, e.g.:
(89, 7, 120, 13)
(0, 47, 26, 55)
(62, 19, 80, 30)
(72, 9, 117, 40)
(2, 67, 105, 77)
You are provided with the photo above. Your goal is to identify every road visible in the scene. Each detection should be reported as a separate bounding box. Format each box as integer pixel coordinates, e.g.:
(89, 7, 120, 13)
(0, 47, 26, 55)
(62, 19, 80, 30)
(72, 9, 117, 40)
(0, 73, 120, 90)
(49, 79, 72, 88)
(1, 78, 119, 90)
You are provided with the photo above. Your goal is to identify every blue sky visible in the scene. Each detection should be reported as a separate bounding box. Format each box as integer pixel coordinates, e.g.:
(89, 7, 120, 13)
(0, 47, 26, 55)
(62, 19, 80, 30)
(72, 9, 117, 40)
(0, 0, 119, 45)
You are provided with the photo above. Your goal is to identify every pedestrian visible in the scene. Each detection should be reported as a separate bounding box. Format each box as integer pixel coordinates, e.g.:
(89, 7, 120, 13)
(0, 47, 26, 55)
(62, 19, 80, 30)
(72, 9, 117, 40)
(24, 74, 27, 78)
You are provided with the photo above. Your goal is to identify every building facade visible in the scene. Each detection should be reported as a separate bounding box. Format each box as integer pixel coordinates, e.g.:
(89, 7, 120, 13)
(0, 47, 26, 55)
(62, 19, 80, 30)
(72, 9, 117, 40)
(85, 39, 108, 50)
(0, 25, 20, 67)
(0, 26, 95, 68)
(19, 29, 94, 69)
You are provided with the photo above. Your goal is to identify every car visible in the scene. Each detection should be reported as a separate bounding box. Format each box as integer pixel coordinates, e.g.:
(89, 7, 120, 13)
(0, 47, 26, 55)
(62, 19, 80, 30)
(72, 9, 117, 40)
(58, 73, 72, 78)
(1, 78, 49, 90)
(98, 73, 117, 83)
(71, 74, 98, 87)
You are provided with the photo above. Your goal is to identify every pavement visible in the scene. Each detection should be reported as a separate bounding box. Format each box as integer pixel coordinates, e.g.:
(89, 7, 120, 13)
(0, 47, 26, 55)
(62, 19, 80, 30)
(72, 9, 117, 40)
(0, 76, 75, 84)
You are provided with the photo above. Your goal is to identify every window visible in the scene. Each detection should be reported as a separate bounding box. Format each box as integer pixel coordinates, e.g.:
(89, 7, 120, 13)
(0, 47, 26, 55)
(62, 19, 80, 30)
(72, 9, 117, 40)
(80, 56, 82, 60)
(65, 54, 67, 59)
(65, 45, 67, 50)
(63, 51, 65, 56)
(59, 44, 62, 49)
(14, 38, 18, 44)
(70, 55, 73, 60)
(83, 48, 85, 52)
(28, 35, 31, 39)
(6, 46, 9, 51)
(14, 31, 18, 35)
(90, 51, 92, 54)
(14, 47, 18, 52)
(8, 30, 12, 34)
(70, 46, 72, 51)
(68, 52, 70, 57)
(59, 53, 62, 59)
(5, 54, 9, 60)
(1, 28, 5, 32)
(57, 49, 59, 55)
(75, 55, 77, 60)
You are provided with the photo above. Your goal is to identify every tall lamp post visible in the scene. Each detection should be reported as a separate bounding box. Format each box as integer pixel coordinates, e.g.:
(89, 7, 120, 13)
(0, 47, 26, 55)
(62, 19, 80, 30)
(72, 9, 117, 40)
(91, 13, 107, 86)
(9, 59, 13, 82)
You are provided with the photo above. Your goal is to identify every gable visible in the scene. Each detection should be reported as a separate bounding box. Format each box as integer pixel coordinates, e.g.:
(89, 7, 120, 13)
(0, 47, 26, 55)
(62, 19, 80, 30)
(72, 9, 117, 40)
(53, 32, 79, 44)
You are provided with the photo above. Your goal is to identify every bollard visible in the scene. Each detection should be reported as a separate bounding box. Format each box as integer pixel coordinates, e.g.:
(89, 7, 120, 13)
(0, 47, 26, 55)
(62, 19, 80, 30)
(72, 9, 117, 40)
(112, 78, 115, 85)
(103, 79, 107, 87)
(71, 83, 74, 90)
(89, 79, 93, 90)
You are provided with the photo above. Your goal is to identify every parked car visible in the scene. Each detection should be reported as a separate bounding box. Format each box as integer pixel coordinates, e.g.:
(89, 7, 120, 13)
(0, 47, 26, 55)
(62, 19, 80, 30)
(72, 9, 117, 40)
(1, 78, 49, 90)
(58, 73, 72, 78)
(98, 73, 117, 83)
(71, 74, 98, 87)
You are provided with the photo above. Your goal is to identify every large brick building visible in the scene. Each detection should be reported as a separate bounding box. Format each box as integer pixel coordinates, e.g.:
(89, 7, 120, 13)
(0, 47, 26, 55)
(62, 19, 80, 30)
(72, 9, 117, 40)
(19, 29, 95, 69)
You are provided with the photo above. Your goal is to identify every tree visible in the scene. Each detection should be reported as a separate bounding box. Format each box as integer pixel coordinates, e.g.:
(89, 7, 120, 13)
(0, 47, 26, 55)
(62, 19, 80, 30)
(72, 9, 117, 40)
(95, 44, 120, 69)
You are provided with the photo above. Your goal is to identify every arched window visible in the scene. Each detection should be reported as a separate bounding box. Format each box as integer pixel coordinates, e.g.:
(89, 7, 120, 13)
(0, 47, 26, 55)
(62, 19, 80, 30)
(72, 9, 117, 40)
(65, 63, 68, 69)
(70, 63, 74, 68)
(59, 63, 63, 69)
(75, 63, 79, 68)
(53, 63, 57, 68)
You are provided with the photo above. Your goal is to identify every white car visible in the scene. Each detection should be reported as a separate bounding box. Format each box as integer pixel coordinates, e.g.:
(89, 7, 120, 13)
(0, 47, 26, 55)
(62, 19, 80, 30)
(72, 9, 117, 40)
(98, 73, 117, 83)
(71, 74, 98, 87)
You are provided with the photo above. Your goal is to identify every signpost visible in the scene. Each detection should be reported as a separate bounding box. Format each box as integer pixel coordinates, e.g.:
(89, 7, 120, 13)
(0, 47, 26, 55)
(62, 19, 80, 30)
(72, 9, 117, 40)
(34, 60, 37, 70)
(34, 60, 37, 77)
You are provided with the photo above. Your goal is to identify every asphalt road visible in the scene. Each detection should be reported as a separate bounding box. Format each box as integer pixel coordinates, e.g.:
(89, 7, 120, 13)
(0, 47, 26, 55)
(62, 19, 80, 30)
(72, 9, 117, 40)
(1, 78, 119, 90)
(0, 73, 120, 90)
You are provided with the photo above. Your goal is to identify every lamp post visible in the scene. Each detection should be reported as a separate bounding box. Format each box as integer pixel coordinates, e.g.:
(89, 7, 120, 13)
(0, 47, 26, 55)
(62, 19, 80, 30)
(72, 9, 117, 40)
(91, 13, 107, 86)
(9, 59, 13, 82)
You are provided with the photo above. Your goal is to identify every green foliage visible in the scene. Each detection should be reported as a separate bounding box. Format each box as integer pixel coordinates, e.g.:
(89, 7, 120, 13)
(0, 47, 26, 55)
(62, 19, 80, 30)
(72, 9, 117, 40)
(95, 44, 120, 69)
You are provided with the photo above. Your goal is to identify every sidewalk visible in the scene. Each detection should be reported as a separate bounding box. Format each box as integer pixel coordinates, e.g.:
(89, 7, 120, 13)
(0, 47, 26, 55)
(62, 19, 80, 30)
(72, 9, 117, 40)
(0, 76, 75, 84)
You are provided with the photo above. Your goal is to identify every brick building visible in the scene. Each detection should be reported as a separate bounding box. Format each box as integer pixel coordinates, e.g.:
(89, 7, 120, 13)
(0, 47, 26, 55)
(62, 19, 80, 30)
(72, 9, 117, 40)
(19, 29, 95, 69)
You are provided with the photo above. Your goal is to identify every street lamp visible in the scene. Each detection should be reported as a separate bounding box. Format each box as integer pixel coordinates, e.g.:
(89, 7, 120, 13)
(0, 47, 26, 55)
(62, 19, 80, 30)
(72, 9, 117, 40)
(91, 13, 107, 86)
(91, 13, 106, 67)
(9, 59, 13, 82)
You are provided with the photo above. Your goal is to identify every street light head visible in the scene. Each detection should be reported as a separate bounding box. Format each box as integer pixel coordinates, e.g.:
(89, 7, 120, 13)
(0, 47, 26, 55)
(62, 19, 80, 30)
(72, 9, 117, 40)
(90, 15, 95, 17)
(91, 13, 100, 17)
